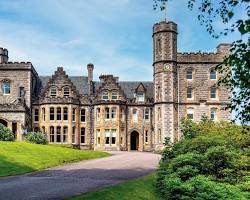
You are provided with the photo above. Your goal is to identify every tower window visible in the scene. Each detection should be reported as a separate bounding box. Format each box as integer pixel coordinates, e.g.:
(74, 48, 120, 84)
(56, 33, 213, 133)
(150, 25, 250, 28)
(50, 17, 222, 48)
(158, 107, 161, 120)
(187, 87, 193, 99)
(187, 108, 194, 120)
(186, 69, 193, 80)
(157, 38, 161, 52)
(210, 87, 217, 99)
(2, 80, 11, 95)
(210, 69, 217, 80)
(157, 86, 161, 100)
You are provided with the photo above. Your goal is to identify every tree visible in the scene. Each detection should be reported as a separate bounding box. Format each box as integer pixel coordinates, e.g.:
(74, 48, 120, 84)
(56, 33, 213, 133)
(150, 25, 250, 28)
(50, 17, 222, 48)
(154, 0, 250, 124)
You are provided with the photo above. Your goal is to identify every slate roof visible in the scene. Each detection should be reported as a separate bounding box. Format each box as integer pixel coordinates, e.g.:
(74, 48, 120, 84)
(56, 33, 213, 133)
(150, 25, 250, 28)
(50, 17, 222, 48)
(93, 81, 154, 99)
(39, 76, 154, 99)
(39, 76, 89, 95)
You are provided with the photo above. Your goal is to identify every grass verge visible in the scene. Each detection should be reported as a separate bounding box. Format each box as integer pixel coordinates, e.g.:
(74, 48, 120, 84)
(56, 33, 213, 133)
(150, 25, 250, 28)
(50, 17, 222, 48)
(70, 174, 162, 200)
(0, 141, 110, 177)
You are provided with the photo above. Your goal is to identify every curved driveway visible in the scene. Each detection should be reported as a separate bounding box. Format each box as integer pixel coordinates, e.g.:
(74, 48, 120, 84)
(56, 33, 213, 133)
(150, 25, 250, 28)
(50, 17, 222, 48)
(0, 151, 161, 200)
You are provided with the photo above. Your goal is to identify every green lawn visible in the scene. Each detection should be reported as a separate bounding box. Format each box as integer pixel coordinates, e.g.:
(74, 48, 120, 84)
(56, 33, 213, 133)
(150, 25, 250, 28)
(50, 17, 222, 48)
(70, 174, 163, 200)
(0, 141, 110, 177)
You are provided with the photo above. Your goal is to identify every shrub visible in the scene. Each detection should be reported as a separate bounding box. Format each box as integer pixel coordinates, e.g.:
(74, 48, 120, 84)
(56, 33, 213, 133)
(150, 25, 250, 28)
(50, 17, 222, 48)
(156, 119, 250, 200)
(0, 124, 14, 141)
(25, 132, 48, 145)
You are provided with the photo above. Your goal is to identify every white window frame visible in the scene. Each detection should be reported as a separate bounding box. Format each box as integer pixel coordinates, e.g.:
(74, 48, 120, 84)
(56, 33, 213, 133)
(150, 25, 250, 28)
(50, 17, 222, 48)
(186, 69, 193, 80)
(132, 109, 138, 122)
(187, 87, 193, 99)
(2, 80, 11, 95)
(50, 86, 57, 97)
(63, 87, 70, 97)
(210, 108, 217, 121)
(187, 108, 194, 120)
(210, 87, 217, 99)
(102, 91, 109, 100)
(144, 108, 150, 121)
(111, 91, 118, 100)
(210, 69, 217, 80)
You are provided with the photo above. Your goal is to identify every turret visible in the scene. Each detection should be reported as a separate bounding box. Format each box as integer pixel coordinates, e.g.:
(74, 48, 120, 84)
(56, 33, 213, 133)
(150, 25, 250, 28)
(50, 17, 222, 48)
(0, 48, 8, 64)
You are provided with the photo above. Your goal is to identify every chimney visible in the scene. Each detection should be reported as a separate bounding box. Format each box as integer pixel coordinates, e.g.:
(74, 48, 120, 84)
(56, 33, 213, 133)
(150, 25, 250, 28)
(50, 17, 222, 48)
(0, 48, 8, 64)
(87, 63, 94, 84)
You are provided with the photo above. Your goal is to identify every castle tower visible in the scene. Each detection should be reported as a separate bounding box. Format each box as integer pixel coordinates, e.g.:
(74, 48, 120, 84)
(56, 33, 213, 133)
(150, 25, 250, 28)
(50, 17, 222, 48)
(153, 21, 178, 149)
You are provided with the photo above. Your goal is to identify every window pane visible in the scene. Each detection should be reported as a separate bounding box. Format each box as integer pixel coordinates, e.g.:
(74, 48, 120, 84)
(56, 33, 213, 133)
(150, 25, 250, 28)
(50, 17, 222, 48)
(63, 107, 68, 120)
(81, 109, 86, 122)
(210, 70, 217, 79)
(50, 87, 57, 97)
(2, 80, 11, 94)
(80, 128, 85, 144)
(63, 87, 70, 97)
(186, 70, 193, 80)
(112, 92, 118, 100)
(211, 88, 216, 98)
(50, 107, 54, 120)
(187, 88, 193, 99)
(102, 91, 109, 100)
(57, 108, 61, 120)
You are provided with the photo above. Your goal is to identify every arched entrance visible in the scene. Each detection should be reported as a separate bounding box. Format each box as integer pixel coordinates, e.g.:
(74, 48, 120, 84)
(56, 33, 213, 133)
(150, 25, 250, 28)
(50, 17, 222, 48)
(130, 131, 139, 150)
(0, 118, 8, 127)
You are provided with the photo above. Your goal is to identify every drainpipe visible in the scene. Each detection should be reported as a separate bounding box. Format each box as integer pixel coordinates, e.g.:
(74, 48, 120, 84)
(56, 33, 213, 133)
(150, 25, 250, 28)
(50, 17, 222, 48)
(177, 65, 180, 141)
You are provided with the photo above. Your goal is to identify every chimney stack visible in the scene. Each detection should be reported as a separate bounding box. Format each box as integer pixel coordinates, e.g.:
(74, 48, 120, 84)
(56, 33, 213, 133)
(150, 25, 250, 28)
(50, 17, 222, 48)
(87, 63, 94, 84)
(0, 48, 8, 64)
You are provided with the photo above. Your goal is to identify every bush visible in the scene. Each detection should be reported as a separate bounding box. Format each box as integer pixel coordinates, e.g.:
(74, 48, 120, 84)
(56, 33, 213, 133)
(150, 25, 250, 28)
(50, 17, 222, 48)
(0, 124, 14, 141)
(25, 132, 48, 145)
(156, 119, 250, 199)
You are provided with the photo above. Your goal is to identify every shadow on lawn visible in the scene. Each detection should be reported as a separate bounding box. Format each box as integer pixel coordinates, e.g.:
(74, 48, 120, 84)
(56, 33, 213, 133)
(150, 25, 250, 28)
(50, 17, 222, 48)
(0, 155, 34, 177)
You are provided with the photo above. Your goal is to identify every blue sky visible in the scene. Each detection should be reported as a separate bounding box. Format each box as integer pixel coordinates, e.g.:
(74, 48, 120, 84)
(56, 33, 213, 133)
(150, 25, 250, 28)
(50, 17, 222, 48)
(0, 0, 242, 81)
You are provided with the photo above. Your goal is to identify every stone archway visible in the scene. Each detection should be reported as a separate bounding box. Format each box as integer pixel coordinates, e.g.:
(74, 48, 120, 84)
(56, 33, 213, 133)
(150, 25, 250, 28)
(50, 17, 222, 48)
(130, 131, 139, 150)
(0, 118, 8, 127)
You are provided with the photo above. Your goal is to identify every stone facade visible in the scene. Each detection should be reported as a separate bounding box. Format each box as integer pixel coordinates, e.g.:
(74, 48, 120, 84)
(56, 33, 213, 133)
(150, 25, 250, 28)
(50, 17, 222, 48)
(0, 21, 231, 151)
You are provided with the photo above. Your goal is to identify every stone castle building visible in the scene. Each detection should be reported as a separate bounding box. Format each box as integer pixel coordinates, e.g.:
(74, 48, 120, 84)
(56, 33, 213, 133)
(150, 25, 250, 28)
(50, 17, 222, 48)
(0, 21, 231, 151)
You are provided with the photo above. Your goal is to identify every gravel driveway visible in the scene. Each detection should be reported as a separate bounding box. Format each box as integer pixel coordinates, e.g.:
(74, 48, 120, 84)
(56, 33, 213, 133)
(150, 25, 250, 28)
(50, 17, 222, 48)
(0, 151, 161, 200)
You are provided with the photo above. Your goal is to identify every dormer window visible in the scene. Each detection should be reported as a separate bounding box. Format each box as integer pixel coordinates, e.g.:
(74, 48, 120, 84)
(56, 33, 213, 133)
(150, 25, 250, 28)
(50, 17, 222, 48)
(136, 92, 145, 102)
(2, 80, 11, 95)
(186, 69, 193, 80)
(50, 86, 57, 97)
(111, 91, 118, 100)
(63, 87, 70, 97)
(102, 91, 109, 100)
(210, 69, 217, 80)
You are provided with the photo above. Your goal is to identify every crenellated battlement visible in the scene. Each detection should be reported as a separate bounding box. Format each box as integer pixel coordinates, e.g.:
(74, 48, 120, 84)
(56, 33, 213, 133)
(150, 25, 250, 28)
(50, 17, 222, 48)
(177, 43, 231, 63)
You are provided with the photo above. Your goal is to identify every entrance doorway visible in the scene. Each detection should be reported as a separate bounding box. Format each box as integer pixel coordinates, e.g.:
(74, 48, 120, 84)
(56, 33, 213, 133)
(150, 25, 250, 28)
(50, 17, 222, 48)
(130, 131, 139, 150)
(0, 119, 8, 127)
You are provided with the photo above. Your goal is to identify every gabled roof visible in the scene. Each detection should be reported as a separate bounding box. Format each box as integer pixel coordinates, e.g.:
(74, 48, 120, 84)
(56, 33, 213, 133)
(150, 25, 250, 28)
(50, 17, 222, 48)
(39, 75, 89, 95)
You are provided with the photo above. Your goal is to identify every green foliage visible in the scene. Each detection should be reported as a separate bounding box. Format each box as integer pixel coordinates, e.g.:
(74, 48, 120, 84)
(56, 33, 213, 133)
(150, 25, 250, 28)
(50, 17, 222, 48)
(156, 120, 250, 199)
(25, 132, 48, 145)
(0, 124, 14, 141)
(154, 0, 250, 124)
